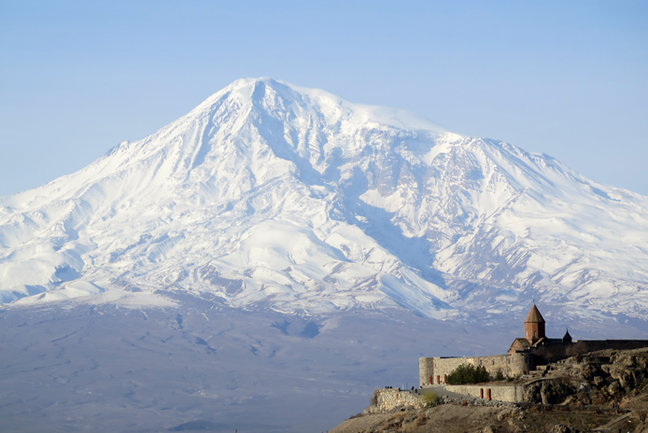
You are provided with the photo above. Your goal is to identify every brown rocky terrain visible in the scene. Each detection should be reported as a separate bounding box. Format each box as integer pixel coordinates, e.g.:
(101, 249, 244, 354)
(331, 348, 648, 433)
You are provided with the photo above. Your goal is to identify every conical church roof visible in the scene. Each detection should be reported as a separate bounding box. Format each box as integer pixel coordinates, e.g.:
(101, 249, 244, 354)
(524, 304, 545, 323)
(562, 329, 572, 343)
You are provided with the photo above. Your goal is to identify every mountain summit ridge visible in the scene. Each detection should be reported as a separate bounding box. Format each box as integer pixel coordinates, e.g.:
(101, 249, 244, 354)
(1, 78, 647, 323)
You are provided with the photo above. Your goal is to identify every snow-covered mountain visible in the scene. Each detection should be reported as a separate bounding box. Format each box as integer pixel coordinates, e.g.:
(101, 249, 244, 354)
(1, 77, 647, 322)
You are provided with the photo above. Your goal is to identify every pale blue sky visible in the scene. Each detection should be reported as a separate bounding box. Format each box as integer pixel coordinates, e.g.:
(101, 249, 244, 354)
(1, 1, 647, 195)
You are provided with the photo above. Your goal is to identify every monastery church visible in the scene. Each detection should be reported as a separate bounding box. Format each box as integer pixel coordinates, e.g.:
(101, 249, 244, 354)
(419, 303, 648, 387)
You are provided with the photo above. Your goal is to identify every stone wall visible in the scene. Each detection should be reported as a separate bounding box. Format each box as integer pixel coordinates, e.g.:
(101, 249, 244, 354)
(364, 388, 425, 414)
(418, 357, 435, 386)
(571, 340, 648, 356)
(444, 383, 525, 403)
(419, 353, 530, 386)
(528, 340, 648, 366)
(509, 352, 531, 375)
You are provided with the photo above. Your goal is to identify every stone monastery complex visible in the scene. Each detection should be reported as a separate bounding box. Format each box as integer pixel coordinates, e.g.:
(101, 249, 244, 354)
(419, 303, 648, 388)
(368, 304, 648, 411)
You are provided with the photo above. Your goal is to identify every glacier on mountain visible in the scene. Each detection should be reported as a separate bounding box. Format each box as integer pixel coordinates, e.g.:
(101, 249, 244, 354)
(1, 77, 647, 322)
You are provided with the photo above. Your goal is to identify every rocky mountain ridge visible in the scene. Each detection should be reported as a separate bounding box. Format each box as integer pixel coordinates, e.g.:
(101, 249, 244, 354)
(0, 77, 647, 326)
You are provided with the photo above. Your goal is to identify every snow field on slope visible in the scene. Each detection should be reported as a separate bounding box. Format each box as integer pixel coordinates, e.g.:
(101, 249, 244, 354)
(0, 78, 647, 322)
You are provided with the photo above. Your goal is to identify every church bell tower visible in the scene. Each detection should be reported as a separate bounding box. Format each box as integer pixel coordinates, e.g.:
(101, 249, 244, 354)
(524, 303, 545, 344)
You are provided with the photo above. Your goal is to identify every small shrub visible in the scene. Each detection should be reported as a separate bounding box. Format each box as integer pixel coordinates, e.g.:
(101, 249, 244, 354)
(403, 415, 428, 432)
(494, 369, 505, 381)
(420, 390, 438, 406)
(446, 363, 490, 384)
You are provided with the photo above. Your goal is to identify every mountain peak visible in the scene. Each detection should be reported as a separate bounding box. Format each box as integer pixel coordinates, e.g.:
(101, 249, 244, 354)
(0, 80, 647, 327)
(194, 77, 448, 135)
(214, 76, 286, 102)
(225, 76, 281, 90)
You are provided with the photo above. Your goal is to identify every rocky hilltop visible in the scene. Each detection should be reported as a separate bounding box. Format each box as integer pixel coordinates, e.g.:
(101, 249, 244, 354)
(331, 347, 648, 433)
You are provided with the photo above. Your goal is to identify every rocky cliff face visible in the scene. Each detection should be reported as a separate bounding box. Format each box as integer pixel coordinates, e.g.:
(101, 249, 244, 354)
(524, 347, 648, 406)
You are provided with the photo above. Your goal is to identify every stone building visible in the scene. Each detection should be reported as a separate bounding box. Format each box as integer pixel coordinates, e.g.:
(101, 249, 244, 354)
(419, 303, 648, 387)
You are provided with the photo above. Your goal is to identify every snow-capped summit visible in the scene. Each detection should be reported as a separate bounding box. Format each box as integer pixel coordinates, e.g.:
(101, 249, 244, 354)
(1, 78, 647, 322)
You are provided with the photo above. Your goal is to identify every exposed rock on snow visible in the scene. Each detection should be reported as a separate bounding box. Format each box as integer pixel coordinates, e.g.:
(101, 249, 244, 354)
(1, 78, 647, 323)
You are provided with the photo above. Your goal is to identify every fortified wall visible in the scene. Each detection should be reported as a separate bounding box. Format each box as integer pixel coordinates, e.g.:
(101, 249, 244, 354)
(418, 304, 648, 389)
(367, 382, 527, 409)
(364, 388, 424, 414)
(532, 339, 648, 364)
(444, 383, 525, 403)
(419, 353, 529, 386)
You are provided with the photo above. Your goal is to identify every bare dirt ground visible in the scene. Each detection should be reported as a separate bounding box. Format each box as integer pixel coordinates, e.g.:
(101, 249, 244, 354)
(330, 403, 642, 433)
